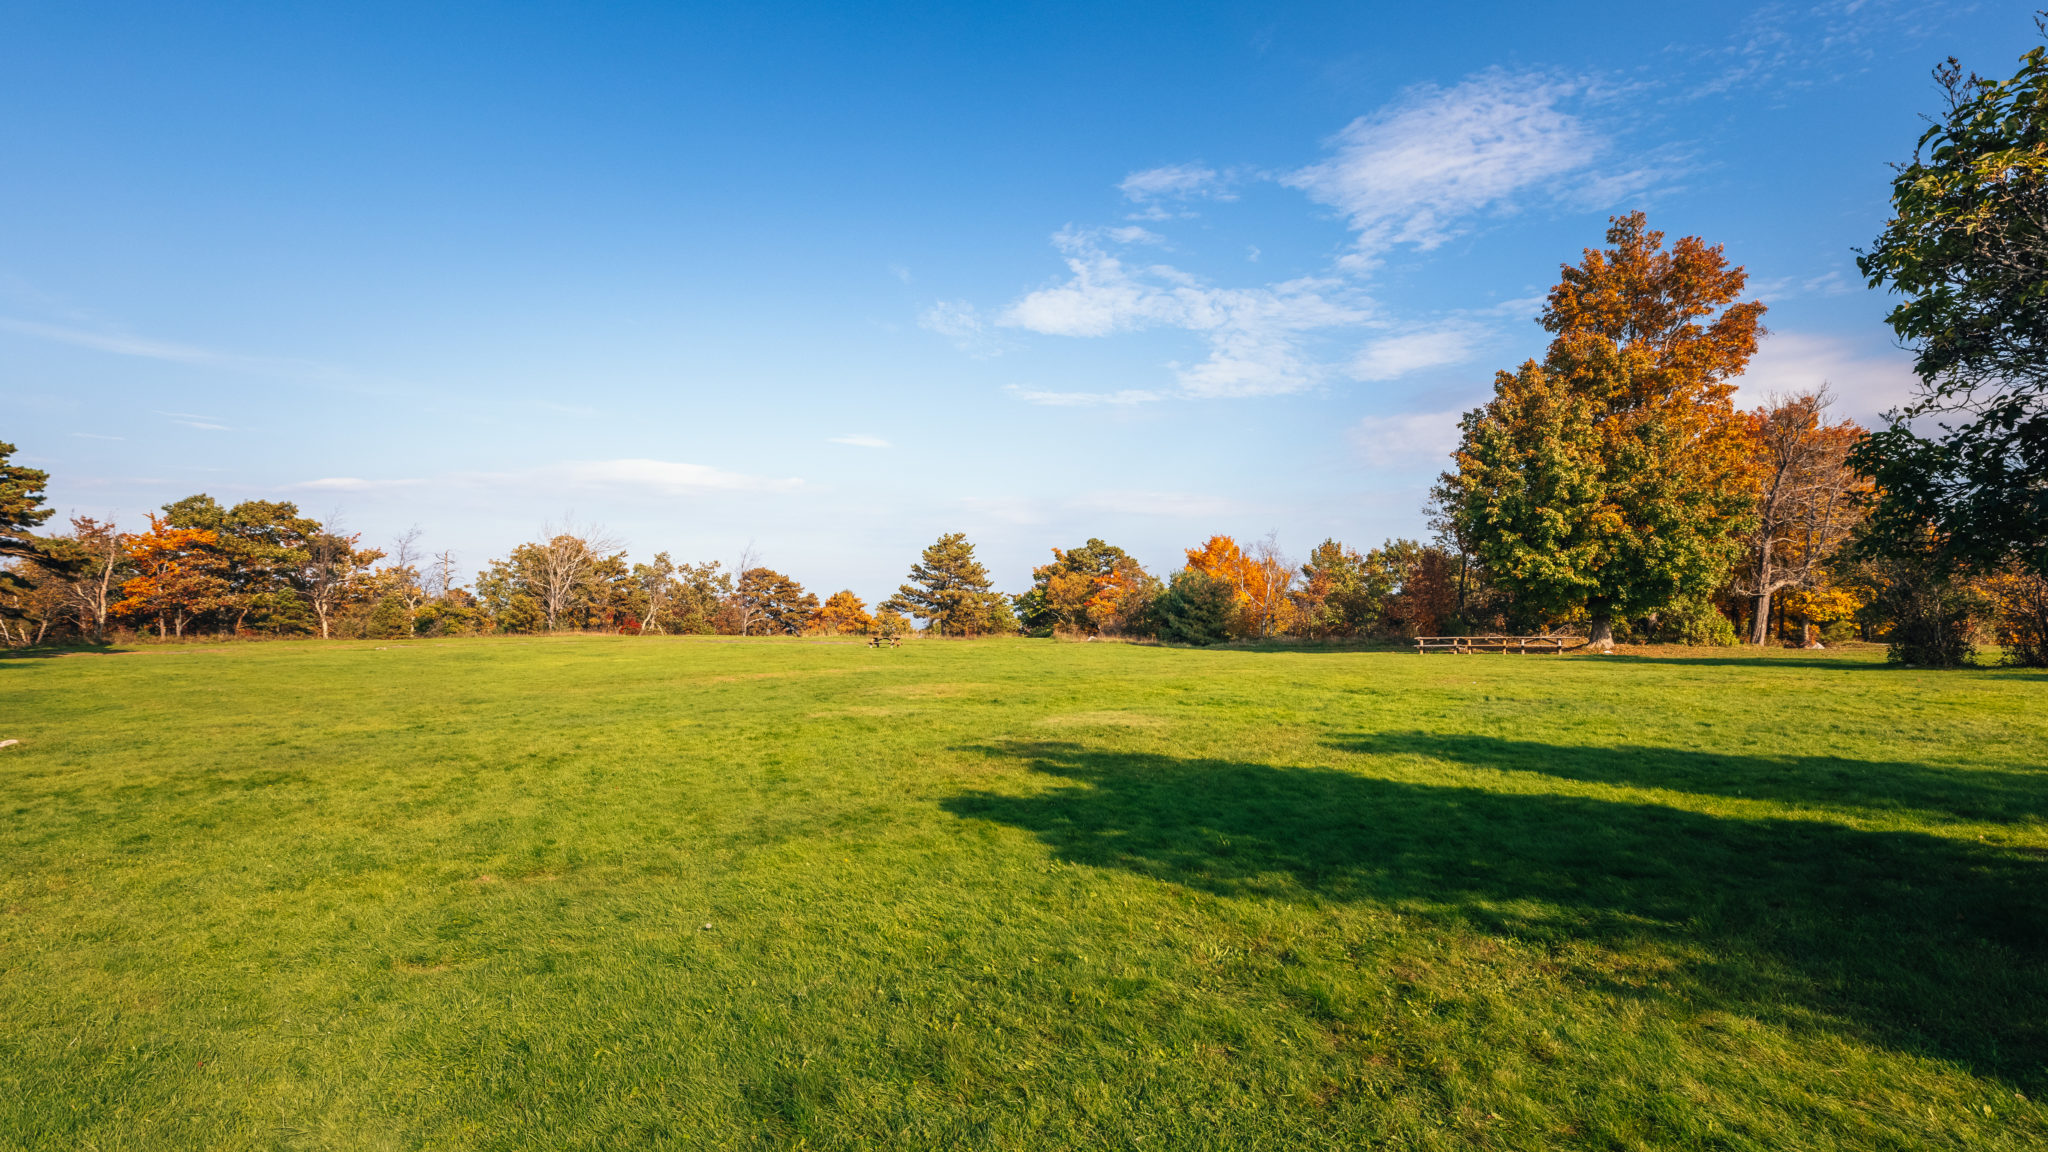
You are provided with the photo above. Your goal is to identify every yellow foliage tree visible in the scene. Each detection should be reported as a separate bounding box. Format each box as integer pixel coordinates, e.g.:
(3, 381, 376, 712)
(814, 589, 874, 635)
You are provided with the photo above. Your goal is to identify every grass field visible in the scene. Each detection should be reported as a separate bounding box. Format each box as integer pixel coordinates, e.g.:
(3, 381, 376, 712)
(2, 636, 2045, 1150)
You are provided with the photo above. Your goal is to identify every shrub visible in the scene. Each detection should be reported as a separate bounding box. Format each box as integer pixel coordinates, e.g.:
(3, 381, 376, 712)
(1654, 598, 1739, 647)
(1867, 555, 1980, 667)
(1987, 569, 2048, 668)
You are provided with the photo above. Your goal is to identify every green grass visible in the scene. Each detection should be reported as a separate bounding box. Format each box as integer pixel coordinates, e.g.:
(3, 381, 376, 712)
(2, 636, 2045, 1150)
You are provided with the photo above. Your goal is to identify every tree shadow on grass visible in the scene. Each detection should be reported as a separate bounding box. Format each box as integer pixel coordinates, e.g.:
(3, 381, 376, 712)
(0, 644, 121, 663)
(1585, 653, 1892, 670)
(1338, 732, 2048, 826)
(944, 741, 2048, 1085)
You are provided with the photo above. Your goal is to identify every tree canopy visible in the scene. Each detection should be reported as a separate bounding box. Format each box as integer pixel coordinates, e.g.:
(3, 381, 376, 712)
(1443, 213, 1763, 646)
(1855, 33, 2048, 581)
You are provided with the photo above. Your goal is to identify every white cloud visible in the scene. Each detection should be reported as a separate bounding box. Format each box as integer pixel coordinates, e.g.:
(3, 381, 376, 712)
(1000, 230, 1370, 397)
(940, 70, 1648, 402)
(1007, 386, 1162, 407)
(1119, 163, 1231, 202)
(69, 432, 124, 441)
(1349, 323, 1488, 382)
(1735, 332, 1920, 423)
(561, 459, 801, 494)
(919, 300, 1005, 356)
(1285, 71, 1601, 260)
(828, 434, 891, 448)
(1349, 410, 1466, 469)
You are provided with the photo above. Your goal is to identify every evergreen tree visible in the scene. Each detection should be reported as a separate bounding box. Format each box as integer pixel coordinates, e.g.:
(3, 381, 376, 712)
(0, 441, 73, 616)
(1151, 569, 1234, 646)
(736, 567, 819, 635)
(886, 533, 1015, 636)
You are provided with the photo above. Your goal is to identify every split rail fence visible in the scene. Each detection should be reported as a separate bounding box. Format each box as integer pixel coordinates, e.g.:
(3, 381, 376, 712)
(1413, 635, 1571, 655)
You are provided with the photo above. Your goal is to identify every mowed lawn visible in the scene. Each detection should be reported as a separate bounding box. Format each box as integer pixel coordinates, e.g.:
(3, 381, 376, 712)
(2, 638, 2045, 1150)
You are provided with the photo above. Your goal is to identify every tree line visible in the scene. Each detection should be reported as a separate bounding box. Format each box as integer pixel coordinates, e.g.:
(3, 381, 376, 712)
(2, 34, 2043, 664)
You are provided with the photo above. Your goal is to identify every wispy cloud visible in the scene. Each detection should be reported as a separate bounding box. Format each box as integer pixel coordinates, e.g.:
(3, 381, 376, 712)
(828, 433, 891, 448)
(1119, 163, 1234, 202)
(934, 69, 1661, 404)
(1349, 323, 1486, 382)
(1006, 386, 1162, 407)
(0, 316, 350, 386)
(69, 432, 125, 441)
(156, 410, 233, 431)
(919, 300, 1006, 357)
(1000, 229, 1370, 397)
(1349, 409, 1466, 469)
(1, 317, 240, 365)
(1285, 71, 1602, 262)
(1691, 0, 1947, 98)
(1734, 332, 1919, 421)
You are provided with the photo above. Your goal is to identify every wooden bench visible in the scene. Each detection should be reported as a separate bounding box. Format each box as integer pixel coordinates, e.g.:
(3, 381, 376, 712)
(1414, 635, 1569, 654)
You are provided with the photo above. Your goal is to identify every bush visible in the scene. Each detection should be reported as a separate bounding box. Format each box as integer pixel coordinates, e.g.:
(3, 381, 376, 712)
(1151, 570, 1234, 646)
(495, 594, 545, 635)
(361, 596, 412, 640)
(1987, 569, 2048, 668)
(1635, 598, 1738, 646)
(1867, 555, 1980, 667)
(1667, 600, 1739, 647)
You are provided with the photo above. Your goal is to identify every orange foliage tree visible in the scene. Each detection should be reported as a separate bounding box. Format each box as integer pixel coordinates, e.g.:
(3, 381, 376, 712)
(114, 515, 229, 638)
(1730, 390, 1869, 644)
(813, 589, 874, 635)
(1443, 213, 1763, 647)
(1184, 534, 1296, 638)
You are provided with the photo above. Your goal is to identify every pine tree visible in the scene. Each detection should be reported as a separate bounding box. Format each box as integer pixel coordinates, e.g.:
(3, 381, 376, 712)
(885, 533, 1016, 636)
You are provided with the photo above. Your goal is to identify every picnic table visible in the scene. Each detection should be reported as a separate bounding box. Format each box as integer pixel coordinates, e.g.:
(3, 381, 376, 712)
(1414, 635, 1569, 654)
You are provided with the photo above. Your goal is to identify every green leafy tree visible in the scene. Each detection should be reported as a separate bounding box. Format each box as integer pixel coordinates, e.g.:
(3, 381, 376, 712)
(1151, 569, 1234, 646)
(886, 532, 1015, 636)
(1442, 214, 1762, 647)
(1854, 30, 2048, 583)
(163, 494, 321, 634)
(1293, 540, 1388, 637)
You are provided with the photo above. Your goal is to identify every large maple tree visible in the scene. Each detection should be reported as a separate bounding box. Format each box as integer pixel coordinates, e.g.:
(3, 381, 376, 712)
(1444, 213, 1763, 647)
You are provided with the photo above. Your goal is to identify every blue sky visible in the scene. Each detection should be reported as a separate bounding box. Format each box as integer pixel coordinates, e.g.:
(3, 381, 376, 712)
(3, 1, 2031, 601)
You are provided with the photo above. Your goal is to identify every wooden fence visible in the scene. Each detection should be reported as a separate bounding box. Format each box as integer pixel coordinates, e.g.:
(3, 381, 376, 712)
(1413, 635, 1570, 654)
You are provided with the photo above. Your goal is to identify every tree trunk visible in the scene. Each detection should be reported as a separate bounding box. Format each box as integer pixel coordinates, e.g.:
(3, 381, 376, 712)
(1750, 589, 1774, 645)
(1585, 610, 1615, 651)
